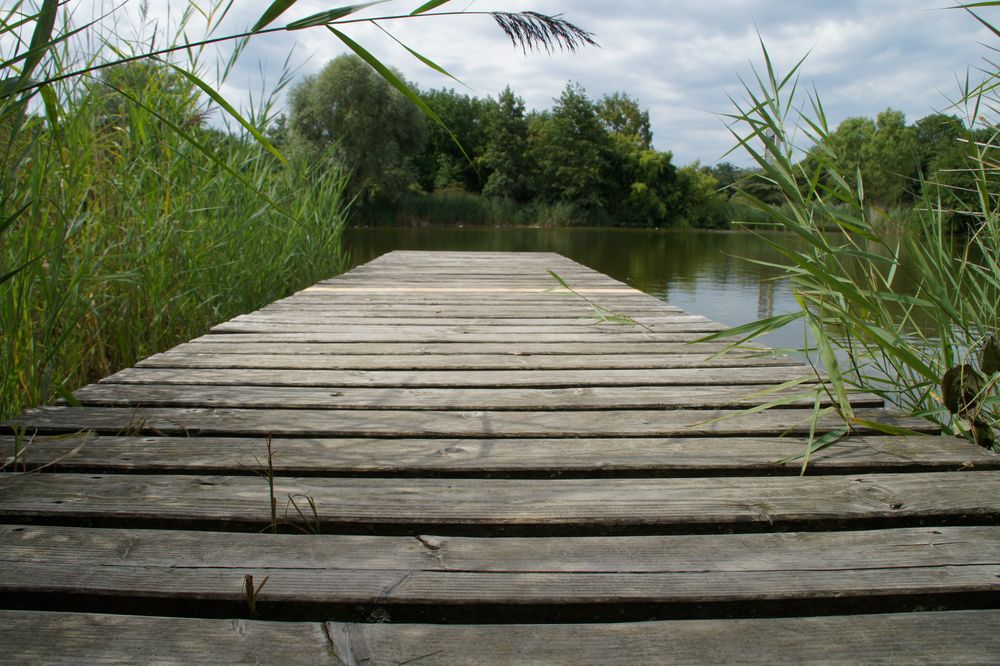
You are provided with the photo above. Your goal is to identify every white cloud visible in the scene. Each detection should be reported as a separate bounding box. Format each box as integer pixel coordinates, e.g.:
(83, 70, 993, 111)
(76, 0, 999, 165)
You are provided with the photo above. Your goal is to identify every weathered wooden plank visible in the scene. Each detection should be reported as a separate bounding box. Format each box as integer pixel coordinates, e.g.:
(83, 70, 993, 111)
(341, 266, 598, 275)
(6, 406, 928, 438)
(11, 524, 996, 573)
(340, 260, 593, 269)
(300, 287, 641, 295)
(165, 340, 746, 356)
(193, 331, 722, 344)
(249, 311, 684, 322)
(0, 611, 335, 666)
(3, 434, 992, 476)
(225, 315, 704, 327)
(69, 383, 877, 411)
(341, 265, 605, 272)
(0, 472, 996, 532)
(99, 366, 817, 388)
(136, 352, 803, 371)
(270, 294, 668, 306)
(321, 274, 624, 284)
(337, 611, 1000, 665)
(254, 303, 684, 315)
(210, 322, 727, 335)
(349, 265, 591, 272)
(1, 525, 998, 616)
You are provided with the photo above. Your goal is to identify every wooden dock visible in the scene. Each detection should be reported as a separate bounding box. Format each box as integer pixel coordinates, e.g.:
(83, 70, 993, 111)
(2, 250, 999, 664)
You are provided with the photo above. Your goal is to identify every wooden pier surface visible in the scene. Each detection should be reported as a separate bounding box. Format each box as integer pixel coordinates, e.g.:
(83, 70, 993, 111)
(2, 251, 999, 664)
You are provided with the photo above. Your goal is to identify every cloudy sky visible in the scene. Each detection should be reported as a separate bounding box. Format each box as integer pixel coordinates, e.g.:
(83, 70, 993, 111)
(99, 0, 995, 166)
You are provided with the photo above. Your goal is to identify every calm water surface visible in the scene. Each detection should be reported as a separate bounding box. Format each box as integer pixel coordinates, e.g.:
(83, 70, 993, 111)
(342, 227, 802, 351)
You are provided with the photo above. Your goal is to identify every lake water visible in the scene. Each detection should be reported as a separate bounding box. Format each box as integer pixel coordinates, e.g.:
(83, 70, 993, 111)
(342, 227, 803, 352)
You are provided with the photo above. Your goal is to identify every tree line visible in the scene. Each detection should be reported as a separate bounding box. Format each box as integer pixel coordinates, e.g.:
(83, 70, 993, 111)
(274, 54, 730, 228)
(276, 54, 987, 228)
(806, 109, 991, 217)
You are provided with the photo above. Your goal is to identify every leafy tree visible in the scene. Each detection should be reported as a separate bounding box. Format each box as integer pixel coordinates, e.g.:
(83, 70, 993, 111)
(288, 54, 426, 203)
(481, 85, 533, 201)
(825, 116, 876, 184)
(823, 109, 919, 207)
(913, 113, 965, 175)
(620, 148, 680, 226)
(864, 109, 919, 206)
(673, 163, 728, 228)
(529, 83, 612, 210)
(601, 136, 681, 227)
(412, 88, 492, 192)
(706, 162, 745, 193)
(922, 120, 997, 225)
(596, 92, 652, 150)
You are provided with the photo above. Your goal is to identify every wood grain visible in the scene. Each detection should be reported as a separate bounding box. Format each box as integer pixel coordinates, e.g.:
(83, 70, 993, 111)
(0, 472, 996, 532)
(0, 611, 335, 665)
(210, 322, 728, 335)
(1, 525, 998, 612)
(163, 340, 745, 356)
(6, 405, 930, 437)
(19, 606, 997, 664)
(69, 383, 878, 411)
(2, 434, 991, 475)
(135, 352, 804, 371)
(98, 366, 819, 388)
(344, 610, 1000, 665)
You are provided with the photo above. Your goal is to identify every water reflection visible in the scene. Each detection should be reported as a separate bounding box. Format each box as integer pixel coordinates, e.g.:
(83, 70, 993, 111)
(342, 227, 802, 350)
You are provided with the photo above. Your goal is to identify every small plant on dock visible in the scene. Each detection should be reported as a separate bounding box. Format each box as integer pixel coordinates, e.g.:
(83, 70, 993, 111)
(250, 436, 280, 535)
(547, 270, 652, 330)
(1, 430, 93, 473)
(250, 436, 322, 534)
(285, 493, 322, 535)
(243, 573, 270, 617)
(710, 5, 999, 453)
(2, 427, 29, 473)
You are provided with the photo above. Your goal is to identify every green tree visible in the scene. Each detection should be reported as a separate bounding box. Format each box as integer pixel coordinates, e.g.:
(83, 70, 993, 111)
(529, 83, 611, 210)
(481, 85, 532, 201)
(923, 121, 996, 225)
(673, 163, 728, 228)
(411, 88, 491, 192)
(825, 116, 876, 184)
(601, 136, 682, 227)
(864, 109, 919, 206)
(596, 92, 652, 150)
(913, 113, 965, 175)
(706, 162, 745, 192)
(824, 110, 919, 207)
(288, 54, 426, 203)
(617, 147, 680, 226)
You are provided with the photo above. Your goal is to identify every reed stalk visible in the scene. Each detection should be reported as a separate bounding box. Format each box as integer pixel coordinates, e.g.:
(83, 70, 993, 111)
(708, 9, 999, 454)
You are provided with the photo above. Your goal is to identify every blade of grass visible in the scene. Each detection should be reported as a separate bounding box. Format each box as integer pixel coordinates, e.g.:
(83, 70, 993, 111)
(411, 0, 452, 15)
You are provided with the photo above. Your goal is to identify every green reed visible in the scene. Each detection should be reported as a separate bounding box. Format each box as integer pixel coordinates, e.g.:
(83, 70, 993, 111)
(708, 11, 999, 453)
(0, 2, 349, 420)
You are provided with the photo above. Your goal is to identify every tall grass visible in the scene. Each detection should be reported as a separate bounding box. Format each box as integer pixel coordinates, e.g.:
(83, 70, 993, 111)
(0, 4, 349, 421)
(710, 11, 999, 453)
(0, 1, 595, 421)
